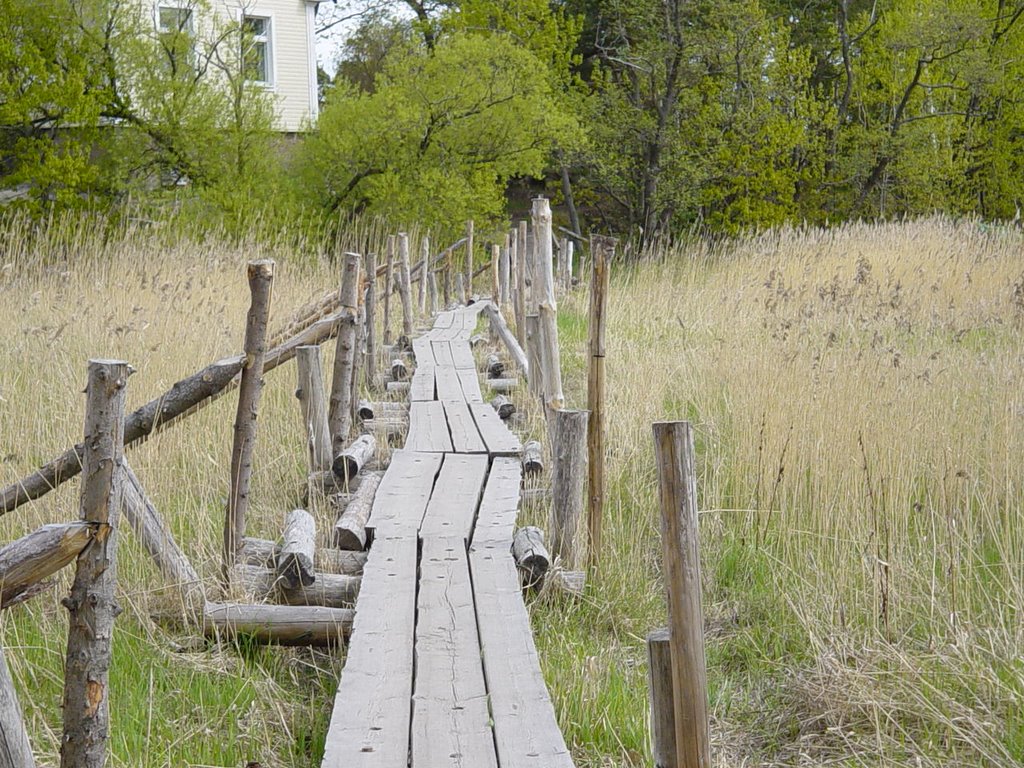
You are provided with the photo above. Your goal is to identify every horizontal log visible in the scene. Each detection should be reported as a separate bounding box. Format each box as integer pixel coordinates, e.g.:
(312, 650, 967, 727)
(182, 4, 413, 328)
(391, 359, 409, 381)
(202, 603, 353, 646)
(512, 525, 550, 589)
(239, 537, 366, 575)
(549, 569, 586, 597)
(332, 434, 376, 484)
(334, 472, 382, 551)
(487, 377, 520, 394)
(278, 509, 316, 589)
(522, 487, 551, 504)
(386, 381, 411, 394)
(485, 354, 505, 379)
(522, 440, 544, 476)
(230, 565, 360, 608)
(0, 522, 93, 608)
(490, 395, 516, 421)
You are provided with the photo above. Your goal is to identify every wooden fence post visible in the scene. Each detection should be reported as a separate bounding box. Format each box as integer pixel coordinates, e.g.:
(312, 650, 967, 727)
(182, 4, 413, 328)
(419, 235, 430, 314)
(525, 314, 542, 399)
(296, 346, 332, 472)
(61, 358, 132, 768)
(224, 260, 274, 576)
(548, 408, 589, 568)
(0, 639, 34, 768)
(455, 273, 466, 305)
(465, 220, 474, 298)
(647, 628, 677, 768)
(328, 252, 361, 454)
(364, 251, 377, 389)
(398, 233, 413, 338)
(349, 290, 366, 430)
(500, 234, 511, 309)
(587, 235, 614, 571)
(515, 221, 528, 345)
(532, 198, 564, 412)
(652, 421, 711, 768)
(428, 271, 439, 314)
(383, 235, 395, 346)
(442, 255, 452, 308)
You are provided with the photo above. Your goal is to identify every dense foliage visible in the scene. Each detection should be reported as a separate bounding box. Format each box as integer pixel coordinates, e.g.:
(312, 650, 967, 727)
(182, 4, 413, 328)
(4, 0, 1024, 241)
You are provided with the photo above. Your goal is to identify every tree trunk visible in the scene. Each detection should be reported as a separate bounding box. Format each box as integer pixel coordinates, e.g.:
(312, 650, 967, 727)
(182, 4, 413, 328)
(327, 252, 362, 454)
(532, 198, 565, 411)
(548, 408, 589, 568)
(383, 235, 395, 346)
(398, 233, 414, 337)
(0, 523, 93, 609)
(333, 471, 383, 550)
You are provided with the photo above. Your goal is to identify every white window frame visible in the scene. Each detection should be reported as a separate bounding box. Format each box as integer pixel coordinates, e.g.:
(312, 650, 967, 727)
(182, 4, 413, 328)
(155, 2, 195, 72)
(242, 13, 275, 89)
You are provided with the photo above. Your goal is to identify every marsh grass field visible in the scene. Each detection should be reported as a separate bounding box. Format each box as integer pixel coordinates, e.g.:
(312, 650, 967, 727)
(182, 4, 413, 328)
(1, 214, 1022, 766)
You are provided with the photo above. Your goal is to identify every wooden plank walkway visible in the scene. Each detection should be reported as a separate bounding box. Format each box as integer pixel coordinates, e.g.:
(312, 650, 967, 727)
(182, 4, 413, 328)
(321, 302, 573, 768)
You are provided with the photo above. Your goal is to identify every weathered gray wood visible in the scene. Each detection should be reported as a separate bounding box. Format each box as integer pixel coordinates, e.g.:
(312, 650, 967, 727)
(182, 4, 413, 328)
(468, 546, 574, 768)
(485, 354, 505, 379)
(203, 602, 352, 646)
(487, 377, 520, 394)
(471, 457, 522, 545)
(383, 235, 395, 345)
(450, 341, 476, 371)
(399, 232, 414, 337)
(278, 509, 316, 590)
(332, 434, 376, 483)
(412, 537, 498, 768)
(550, 569, 586, 597)
(358, 400, 409, 421)
(652, 421, 711, 768)
(490, 395, 516, 420)
(522, 486, 551, 504)
(522, 441, 544, 476)
(457, 368, 484, 403)
(121, 461, 204, 612)
(351, 294, 366, 440)
(296, 346, 333, 473)
(61, 358, 131, 768)
(0, 640, 34, 768)
(334, 472, 382, 550)
(419, 454, 489, 541)
(588, 235, 615, 571)
(464, 220, 474, 298)
(365, 251, 378, 390)
(532, 198, 564, 410)
(647, 627, 677, 768)
(224, 260, 275, 575)
(230, 565, 360, 608)
(469, 333, 486, 348)
(549, 408, 589, 568)
(240, 537, 366, 575)
(467, 402, 522, 456)
(328, 252, 362, 453)
(306, 469, 361, 500)
(482, 304, 528, 378)
(0, 522, 93, 609)
(431, 341, 456, 368)
(361, 419, 408, 442)
(367, 450, 444, 537)
(386, 380, 411, 395)
(515, 220, 527, 346)
(418, 236, 430, 314)
(455, 272, 466, 305)
(320, 536, 417, 765)
(525, 314, 542, 398)
(406, 401, 453, 453)
(511, 526, 550, 587)
(442, 401, 487, 454)
(499, 236, 511, 308)
(428, 270, 439, 314)
(434, 366, 465, 402)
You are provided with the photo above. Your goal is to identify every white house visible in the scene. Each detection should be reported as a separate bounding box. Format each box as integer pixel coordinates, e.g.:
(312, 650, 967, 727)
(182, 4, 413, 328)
(151, 0, 320, 132)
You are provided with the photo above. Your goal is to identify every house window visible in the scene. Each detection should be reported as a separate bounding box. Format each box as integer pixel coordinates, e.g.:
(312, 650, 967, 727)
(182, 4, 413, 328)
(157, 5, 194, 74)
(243, 16, 272, 85)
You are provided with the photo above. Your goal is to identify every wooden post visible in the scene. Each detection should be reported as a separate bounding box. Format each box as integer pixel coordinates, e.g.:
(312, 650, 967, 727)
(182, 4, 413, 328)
(515, 221, 527, 345)
(349, 292, 365, 430)
(296, 346, 332, 472)
(491, 243, 500, 301)
(652, 421, 711, 768)
(587, 235, 614, 570)
(224, 260, 274, 575)
(428, 271, 439, 314)
(465, 220, 474, 297)
(278, 509, 316, 590)
(455, 273, 466, 305)
(647, 628, 677, 768)
(328, 252, 361, 455)
(383, 235, 395, 345)
(548, 408, 589, 568)
(61, 359, 132, 768)
(499, 235, 511, 309)
(398, 233, 413, 337)
(0, 640, 34, 768)
(419, 235, 430, 314)
(532, 198, 564, 412)
(525, 314, 542, 398)
(364, 251, 377, 390)
(522, 440, 544, 476)
(442, 257, 452, 308)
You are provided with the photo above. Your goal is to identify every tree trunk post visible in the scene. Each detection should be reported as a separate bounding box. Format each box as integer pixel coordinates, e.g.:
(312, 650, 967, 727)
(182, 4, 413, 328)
(364, 251, 378, 390)
(0, 640, 34, 768)
(296, 346, 332, 473)
(398, 233, 413, 337)
(464, 220, 474, 298)
(419, 235, 430, 315)
(491, 243, 500, 302)
(349, 290, 366, 431)
(532, 198, 564, 412)
(652, 421, 711, 768)
(500, 233, 511, 309)
(647, 628, 677, 768)
(515, 221, 528, 345)
(587, 235, 614, 571)
(455, 273, 466, 305)
(60, 358, 132, 768)
(525, 314, 542, 399)
(548, 408, 589, 569)
(427, 271, 439, 314)
(442, 256, 452, 308)
(328, 252, 362, 456)
(383, 235, 395, 346)
(224, 260, 274, 577)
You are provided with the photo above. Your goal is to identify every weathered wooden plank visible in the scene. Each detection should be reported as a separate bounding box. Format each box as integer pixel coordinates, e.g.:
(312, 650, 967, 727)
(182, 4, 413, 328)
(419, 454, 489, 542)
(412, 337, 434, 366)
(471, 457, 521, 545)
(467, 401, 522, 456)
(434, 366, 465, 402)
(450, 341, 476, 371)
(457, 368, 484, 403)
(406, 402, 453, 453)
(410, 365, 436, 402)
(442, 401, 487, 454)
(433, 311, 456, 329)
(468, 546, 575, 768)
(412, 537, 498, 768)
(430, 341, 456, 368)
(320, 536, 417, 767)
(366, 450, 444, 537)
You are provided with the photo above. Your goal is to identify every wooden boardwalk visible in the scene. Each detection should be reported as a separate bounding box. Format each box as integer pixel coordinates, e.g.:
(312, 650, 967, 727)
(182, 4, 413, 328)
(321, 303, 575, 768)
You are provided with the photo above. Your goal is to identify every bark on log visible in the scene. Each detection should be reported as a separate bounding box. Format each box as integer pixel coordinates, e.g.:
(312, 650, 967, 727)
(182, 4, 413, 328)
(328, 252, 362, 454)
(278, 509, 316, 589)
(230, 565, 360, 608)
(469, 334, 486, 349)
(512, 525, 550, 588)
(239, 538, 365, 575)
(532, 198, 565, 411)
(549, 408, 589, 569)
(364, 251, 378, 390)
(522, 440, 544, 476)
(357, 400, 375, 420)
(486, 378, 520, 394)
(398, 233, 414, 337)
(482, 304, 528, 377)
(383, 235, 395, 346)
(0, 640, 34, 768)
(490, 395, 516, 421)
(60, 359, 131, 768)
(0, 522, 93, 609)
(121, 461, 204, 613)
(491, 243, 501, 302)
(202, 603, 352, 646)
(427, 271, 439, 314)
(485, 354, 505, 379)
(295, 346, 332, 473)
(333, 472, 382, 550)
(647, 627, 677, 768)
(332, 434, 376, 484)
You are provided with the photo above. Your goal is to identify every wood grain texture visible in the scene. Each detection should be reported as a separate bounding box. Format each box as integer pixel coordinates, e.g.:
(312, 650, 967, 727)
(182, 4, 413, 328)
(457, 368, 484, 403)
(431, 341, 456, 369)
(203, 603, 352, 646)
(434, 366, 465, 402)
(442, 401, 487, 454)
(296, 346, 333, 473)
(0, 640, 34, 767)
(410, 365, 436, 402)
(467, 401, 522, 456)
(406, 401, 453, 453)
(366, 450, 443, 537)
(471, 457, 522, 545)
(450, 341, 476, 371)
(419, 454, 489, 542)
(240, 538, 366, 575)
(334, 472, 383, 550)
(0, 522, 93, 609)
